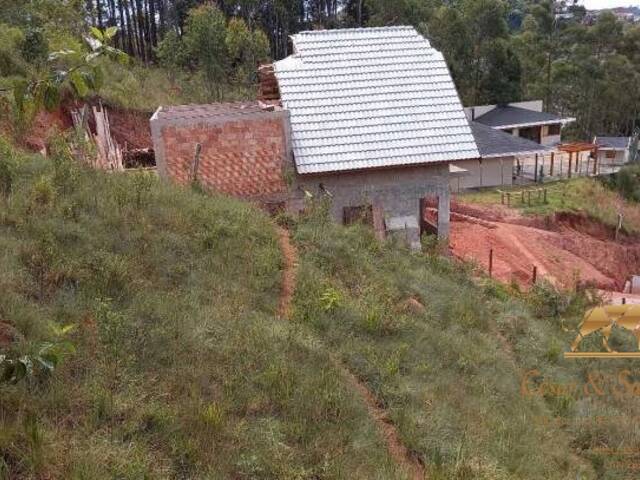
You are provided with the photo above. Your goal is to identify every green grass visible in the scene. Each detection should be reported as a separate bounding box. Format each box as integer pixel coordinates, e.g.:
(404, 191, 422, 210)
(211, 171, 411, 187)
(4, 136, 640, 479)
(0, 138, 403, 479)
(292, 202, 640, 479)
(458, 178, 640, 234)
(97, 58, 255, 111)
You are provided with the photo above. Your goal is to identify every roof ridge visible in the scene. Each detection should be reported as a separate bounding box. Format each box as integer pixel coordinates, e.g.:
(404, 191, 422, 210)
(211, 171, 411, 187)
(295, 26, 416, 36)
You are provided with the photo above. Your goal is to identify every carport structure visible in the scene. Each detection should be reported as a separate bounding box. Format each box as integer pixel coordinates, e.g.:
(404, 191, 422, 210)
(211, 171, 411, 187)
(556, 142, 599, 178)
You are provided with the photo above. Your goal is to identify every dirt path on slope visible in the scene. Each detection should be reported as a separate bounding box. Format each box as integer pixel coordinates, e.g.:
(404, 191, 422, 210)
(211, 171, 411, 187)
(276, 227, 298, 320)
(275, 227, 426, 479)
(334, 356, 426, 480)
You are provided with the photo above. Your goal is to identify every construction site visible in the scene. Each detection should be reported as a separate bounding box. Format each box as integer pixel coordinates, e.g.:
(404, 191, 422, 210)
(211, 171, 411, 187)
(448, 189, 640, 302)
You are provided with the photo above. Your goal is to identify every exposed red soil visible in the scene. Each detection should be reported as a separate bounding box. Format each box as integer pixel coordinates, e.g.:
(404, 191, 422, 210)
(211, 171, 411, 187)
(449, 201, 640, 290)
(106, 106, 153, 149)
(18, 101, 153, 153)
(0, 321, 22, 347)
(24, 108, 74, 152)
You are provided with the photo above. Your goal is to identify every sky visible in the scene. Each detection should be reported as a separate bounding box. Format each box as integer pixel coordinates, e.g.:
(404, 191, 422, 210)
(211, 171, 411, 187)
(581, 0, 640, 9)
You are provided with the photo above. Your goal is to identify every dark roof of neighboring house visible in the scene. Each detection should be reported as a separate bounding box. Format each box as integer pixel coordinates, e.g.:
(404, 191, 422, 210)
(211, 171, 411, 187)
(474, 105, 566, 128)
(470, 122, 550, 158)
(594, 136, 630, 150)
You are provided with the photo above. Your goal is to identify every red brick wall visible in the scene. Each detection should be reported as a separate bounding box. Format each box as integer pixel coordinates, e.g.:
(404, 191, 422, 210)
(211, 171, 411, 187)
(158, 115, 288, 198)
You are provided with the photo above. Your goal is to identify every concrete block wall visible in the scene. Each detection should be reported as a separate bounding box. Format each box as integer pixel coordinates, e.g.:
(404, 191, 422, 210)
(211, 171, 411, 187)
(449, 157, 514, 192)
(293, 163, 452, 243)
(151, 108, 290, 200)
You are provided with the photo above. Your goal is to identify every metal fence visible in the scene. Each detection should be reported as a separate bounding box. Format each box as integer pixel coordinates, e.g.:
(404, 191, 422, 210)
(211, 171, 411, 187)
(513, 150, 627, 186)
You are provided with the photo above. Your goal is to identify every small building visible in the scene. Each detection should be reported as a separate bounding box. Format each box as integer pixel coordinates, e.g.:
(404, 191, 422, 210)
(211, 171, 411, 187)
(150, 102, 291, 204)
(593, 136, 631, 165)
(465, 100, 575, 147)
(450, 122, 550, 192)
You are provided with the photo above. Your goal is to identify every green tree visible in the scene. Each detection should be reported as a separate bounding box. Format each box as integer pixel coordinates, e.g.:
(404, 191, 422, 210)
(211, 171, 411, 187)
(225, 18, 270, 87)
(183, 4, 229, 100)
(156, 30, 188, 71)
(513, 0, 561, 109)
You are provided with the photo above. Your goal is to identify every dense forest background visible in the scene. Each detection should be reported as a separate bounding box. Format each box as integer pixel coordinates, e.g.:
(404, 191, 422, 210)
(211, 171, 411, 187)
(1, 0, 640, 140)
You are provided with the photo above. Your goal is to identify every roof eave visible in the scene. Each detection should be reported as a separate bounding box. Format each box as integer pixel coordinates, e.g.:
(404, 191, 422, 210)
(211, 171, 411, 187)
(296, 156, 480, 175)
(492, 118, 576, 130)
(481, 149, 550, 158)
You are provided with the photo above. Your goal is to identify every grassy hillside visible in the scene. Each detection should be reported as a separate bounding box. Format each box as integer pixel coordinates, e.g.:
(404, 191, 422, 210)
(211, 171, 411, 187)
(0, 139, 403, 479)
(97, 59, 255, 111)
(291, 202, 640, 479)
(458, 177, 640, 234)
(3, 137, 640, 479)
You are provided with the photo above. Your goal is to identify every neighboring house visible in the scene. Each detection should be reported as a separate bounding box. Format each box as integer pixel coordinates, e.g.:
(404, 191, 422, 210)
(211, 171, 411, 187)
(465, 100, 575, 147)
(450, 122, 550, 192)
(594, 136, 631, 165)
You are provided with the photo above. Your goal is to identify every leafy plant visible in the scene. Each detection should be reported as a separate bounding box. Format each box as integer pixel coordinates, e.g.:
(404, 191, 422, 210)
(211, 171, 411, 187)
(7, 26, 127, 140)
(320, 287, 342, 312)
(0, 340, 74, 385)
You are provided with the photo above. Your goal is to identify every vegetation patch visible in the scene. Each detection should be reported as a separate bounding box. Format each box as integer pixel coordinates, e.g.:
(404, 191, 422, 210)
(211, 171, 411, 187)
(458, 177, 640, 234)
(292, 201, 640, 479)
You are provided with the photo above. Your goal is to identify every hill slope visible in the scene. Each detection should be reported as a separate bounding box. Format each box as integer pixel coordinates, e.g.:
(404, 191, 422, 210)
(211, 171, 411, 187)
(2, 138, 640, 479)
(291, 202, 640, 479)
(0, 139, 403, 479)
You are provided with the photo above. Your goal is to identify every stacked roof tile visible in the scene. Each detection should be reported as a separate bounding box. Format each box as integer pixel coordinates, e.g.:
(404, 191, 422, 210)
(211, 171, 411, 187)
(273, 26, 479, 174)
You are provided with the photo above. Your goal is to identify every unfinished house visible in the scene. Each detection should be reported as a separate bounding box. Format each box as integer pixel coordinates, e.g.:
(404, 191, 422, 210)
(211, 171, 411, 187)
(273, 26, 479, 246)
(465, 100, 575, 147)
(151, 26, 485, 247)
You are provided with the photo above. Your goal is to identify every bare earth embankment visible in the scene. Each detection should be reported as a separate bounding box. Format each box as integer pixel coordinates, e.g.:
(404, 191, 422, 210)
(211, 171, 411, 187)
(449, 200, 640, 291)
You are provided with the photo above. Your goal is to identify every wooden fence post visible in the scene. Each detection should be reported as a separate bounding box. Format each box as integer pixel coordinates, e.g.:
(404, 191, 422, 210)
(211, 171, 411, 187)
(568, 152, 573, 179)
(550, 152, 555, 176)
(615, 213, 623, 241)
(489, 248, 493, 278)
(191, 143, 202, 182)
(532, 265, 537, 284)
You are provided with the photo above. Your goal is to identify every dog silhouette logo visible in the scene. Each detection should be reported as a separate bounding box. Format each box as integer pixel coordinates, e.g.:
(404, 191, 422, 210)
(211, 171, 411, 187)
(565, 305, 640, 358)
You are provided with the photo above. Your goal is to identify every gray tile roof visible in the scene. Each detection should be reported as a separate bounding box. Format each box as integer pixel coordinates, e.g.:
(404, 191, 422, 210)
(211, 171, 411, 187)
(474, 105, 566, 128)
(595, 136, 630, 150)
(273, 26, 479, 174)
(470, 122, 550, 158)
